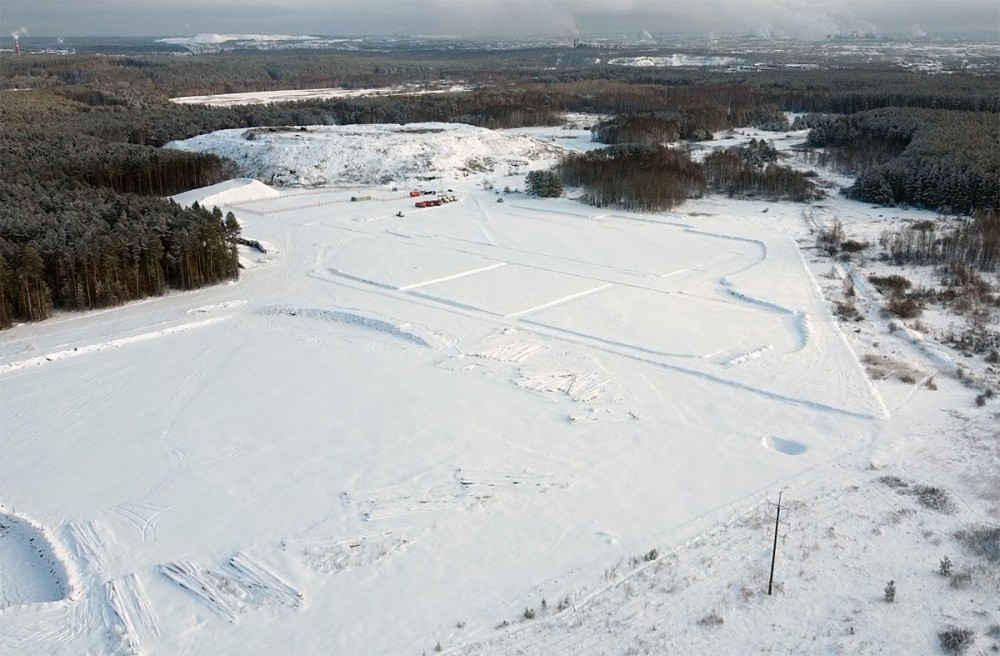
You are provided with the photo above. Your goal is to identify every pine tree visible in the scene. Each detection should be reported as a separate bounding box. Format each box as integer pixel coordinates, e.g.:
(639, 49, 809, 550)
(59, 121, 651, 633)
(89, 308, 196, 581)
(525, 170, 564, 198)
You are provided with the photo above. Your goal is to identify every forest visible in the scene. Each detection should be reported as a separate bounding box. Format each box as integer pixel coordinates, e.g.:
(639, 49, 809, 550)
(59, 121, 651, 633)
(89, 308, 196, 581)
(0, 93, 239, 328)
(801, 109, 1000, 213)
(559, 145, 705, 211)
(1, 47, 997, 327)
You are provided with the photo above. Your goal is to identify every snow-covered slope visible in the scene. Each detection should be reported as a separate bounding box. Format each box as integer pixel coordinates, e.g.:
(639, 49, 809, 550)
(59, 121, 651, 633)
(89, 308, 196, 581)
(167, 123, 565, 187)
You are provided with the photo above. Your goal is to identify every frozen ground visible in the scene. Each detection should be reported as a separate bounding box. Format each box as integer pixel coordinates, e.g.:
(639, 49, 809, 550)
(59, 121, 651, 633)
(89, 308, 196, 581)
(1, 117, 997, 655)
(170, 84, 471, 107)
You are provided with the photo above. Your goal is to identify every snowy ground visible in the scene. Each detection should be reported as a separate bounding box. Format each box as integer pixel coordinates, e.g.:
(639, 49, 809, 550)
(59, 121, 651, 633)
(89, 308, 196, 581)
(170, 84, 471, 107)
(1, 118, 997, 656)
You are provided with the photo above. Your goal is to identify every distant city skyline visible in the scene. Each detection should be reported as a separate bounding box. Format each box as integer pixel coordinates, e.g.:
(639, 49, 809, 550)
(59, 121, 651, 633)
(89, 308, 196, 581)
(3, 0, 998, 40)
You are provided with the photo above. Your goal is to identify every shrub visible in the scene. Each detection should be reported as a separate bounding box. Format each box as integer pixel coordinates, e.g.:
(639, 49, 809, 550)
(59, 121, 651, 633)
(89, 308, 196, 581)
(817, 220, 845, 250)
(869, 274, 913, 296)
(835, 300, 863, 321)
(698, 611, 724, 626)
(949, 571, 973, 589)
(938, 625, 975, 654)
(844, 276, 856, 298)
(914, 485, 958, 513)
(841, 239, 868, 253)
(887, 297, 922, 318)
(883, 579, 896, 602)
(955, 525, 1000, 563)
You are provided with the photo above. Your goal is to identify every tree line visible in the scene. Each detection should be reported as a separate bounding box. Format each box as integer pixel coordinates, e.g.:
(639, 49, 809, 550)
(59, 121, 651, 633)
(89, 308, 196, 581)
(5, 50, 996, 114)
(0, 186, 240, 328)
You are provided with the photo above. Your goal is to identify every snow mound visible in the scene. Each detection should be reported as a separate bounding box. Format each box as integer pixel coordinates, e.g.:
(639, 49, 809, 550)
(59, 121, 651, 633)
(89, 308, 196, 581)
(166, 123, 566, 187)
(171, 177, 283, 210)
(761, 433, 807, 455)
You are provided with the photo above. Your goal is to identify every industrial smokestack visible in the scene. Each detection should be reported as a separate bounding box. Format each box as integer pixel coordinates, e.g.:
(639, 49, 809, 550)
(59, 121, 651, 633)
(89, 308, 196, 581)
(12, 27, 27, 55)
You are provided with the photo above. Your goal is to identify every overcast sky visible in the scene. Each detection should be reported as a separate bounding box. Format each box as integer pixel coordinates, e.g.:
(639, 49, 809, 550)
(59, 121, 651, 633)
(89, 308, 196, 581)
(3, 0, 998, 39)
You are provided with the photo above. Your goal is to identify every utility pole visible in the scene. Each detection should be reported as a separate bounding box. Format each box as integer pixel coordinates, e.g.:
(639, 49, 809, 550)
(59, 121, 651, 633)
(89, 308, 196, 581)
(768, 491, 788, 595)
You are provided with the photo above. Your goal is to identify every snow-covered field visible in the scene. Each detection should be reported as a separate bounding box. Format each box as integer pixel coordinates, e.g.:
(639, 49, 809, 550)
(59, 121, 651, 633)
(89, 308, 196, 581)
(171, 84, 471, 107)
(1, 118, 997, 655)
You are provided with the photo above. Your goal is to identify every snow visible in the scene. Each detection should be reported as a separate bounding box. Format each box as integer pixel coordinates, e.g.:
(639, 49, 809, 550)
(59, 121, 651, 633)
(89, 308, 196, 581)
(170, 177, 283, 210)
(166, 123, 566, 187)
(2, 116, 997, 655)
(170, 84, 471, 107)
(157, 34, 320, 46)
(607, 55, 744, 68)
(0, 511, 76, 608)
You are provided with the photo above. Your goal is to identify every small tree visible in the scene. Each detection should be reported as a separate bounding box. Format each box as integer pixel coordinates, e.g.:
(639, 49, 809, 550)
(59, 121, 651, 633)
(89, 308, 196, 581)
(938, 555, 953, 576)
(883, 579, 896, 603)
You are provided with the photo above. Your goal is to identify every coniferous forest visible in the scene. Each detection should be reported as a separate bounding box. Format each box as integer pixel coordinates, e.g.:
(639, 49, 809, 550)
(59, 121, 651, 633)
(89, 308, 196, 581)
(1, 47, 997, 327)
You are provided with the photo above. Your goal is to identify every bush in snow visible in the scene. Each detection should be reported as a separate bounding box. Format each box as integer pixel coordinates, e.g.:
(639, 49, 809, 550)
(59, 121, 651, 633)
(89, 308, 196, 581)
(914, 485, 958, 514)
(883, 579, 896, 602)
(938, 625, 975, 654)
(948, 570, 973, 589)
(955, 525, 1000, 563)
(698, 610, 724, 627)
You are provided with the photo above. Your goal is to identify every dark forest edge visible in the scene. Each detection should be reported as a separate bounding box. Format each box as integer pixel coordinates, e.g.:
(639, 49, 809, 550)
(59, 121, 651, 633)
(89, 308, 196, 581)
(1, 50, 998, 328)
